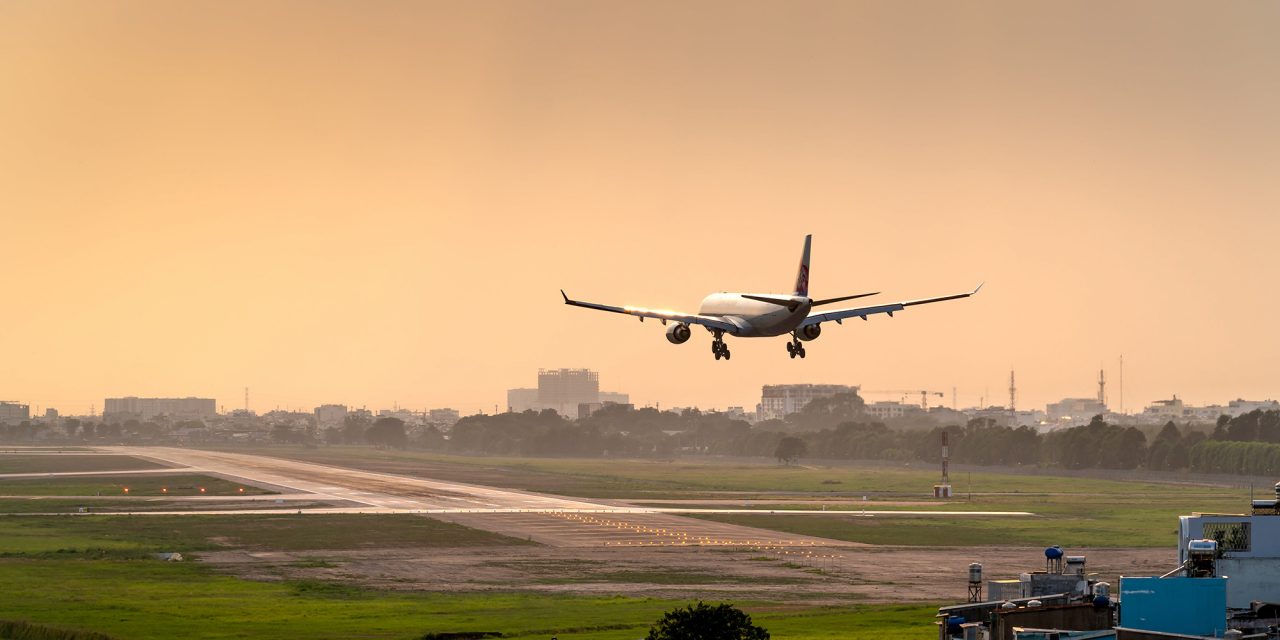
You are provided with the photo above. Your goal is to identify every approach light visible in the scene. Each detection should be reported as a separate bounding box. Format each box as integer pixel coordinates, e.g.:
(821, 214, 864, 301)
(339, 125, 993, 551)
(199, 487, 206, 493)
(238, 487, 244, 493)
(122, 488, 129, 493)
(161, 488, 167, 493)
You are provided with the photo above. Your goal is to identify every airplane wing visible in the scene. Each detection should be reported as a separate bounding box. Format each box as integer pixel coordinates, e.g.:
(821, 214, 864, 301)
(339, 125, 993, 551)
(561, 290, 741, 334)
(799, 283, 983, 327)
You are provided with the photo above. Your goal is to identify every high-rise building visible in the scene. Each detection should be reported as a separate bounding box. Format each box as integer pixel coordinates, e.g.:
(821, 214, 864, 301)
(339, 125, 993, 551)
(103, 397, 216, 421)
(506, 369, 628, 418)
(0, 401, 30, 424)
(538, 368, 599, 417)
(757, 384, 860, 421)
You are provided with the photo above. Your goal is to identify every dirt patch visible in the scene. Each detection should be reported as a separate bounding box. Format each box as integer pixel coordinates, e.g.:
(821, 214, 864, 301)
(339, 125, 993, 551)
(197, 543, 1172, 605)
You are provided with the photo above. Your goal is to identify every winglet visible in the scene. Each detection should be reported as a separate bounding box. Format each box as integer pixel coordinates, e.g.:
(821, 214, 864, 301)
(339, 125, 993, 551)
(561, 289, 570, 304)
(972, 282, 985, 295)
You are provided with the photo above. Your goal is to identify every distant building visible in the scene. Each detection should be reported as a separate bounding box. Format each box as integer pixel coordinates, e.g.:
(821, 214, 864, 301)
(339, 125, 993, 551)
(103, 397, 215, 422)
(757, 384, 859, 421)
(427, 408, 460, 426)
(314, 404, 348, 427)
(864, 400, 921, 420)
(0, 401, 30, 424)
(507, 388, 540, 413)
(1046, 397, 1107, 426)
(538, 368, 599, 417)
(599, 391, 630, 405)
(1228, 398, 1280, 417)
(1143, 396, 1186, 422)
(506, 369, 628, 418)
(377, 408, 420, 425)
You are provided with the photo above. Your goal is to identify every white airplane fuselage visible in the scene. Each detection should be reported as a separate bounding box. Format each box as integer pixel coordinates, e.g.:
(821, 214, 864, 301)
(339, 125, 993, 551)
(697, 293, 812, 337)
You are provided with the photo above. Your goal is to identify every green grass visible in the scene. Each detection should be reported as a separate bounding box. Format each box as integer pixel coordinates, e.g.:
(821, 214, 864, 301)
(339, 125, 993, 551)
(0, 454, 167, 474)
(247, 445, 1240, 497)
(0, 558, 939, 639)
(0, 474, 273, 497)
(0, 498, 328, 514)
(0, 514, 535, 555)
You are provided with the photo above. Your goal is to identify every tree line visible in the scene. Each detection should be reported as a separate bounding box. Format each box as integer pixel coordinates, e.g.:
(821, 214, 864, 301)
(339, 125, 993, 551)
(6, 392, 1280, 476)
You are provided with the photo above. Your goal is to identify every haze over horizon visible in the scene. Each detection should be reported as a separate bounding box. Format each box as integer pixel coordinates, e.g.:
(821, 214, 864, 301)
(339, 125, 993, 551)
(3, 1, 1278, 416)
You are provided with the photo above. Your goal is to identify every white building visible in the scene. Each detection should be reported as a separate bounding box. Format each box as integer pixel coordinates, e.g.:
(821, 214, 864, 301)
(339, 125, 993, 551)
(757, 384, 859, 421)
(1181, 500, 1280, 609)
(1227, 399, 1280, 417)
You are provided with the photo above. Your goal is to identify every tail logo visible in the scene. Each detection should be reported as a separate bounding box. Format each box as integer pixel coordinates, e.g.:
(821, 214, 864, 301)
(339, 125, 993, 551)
(795, 265, 809, 297)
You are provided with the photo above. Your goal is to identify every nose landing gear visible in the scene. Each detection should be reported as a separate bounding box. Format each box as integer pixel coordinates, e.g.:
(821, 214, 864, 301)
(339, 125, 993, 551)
(786, 336, 807, 359)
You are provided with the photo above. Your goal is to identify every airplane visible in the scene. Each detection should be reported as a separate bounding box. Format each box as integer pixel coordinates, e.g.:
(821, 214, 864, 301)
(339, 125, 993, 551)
(561, 234, 982, 361)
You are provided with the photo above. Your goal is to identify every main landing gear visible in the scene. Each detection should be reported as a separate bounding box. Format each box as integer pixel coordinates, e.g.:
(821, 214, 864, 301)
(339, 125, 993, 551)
(786, 336, 807, 359)
(711, 332, 731, 361)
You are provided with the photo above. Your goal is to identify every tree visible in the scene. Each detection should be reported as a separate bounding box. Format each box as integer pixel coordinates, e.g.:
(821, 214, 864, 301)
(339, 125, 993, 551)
(341, 413, 372, 444)
(774, 436, 807, 465)
(365, 417, 407, 449)
(647, 602, 769, 640)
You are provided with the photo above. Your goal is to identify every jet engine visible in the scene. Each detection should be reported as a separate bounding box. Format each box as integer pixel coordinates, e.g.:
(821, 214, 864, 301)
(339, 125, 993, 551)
(797, 324, 821, 341)
(665, 323, 692, 344)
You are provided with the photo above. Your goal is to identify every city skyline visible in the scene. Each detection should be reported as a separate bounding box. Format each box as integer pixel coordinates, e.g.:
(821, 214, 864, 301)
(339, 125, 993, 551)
(3, 2, 1278, 416)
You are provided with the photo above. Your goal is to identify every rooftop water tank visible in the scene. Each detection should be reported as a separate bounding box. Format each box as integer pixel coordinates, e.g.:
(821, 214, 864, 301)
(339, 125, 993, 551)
(1187, 539, 1218, 556)
(968, 563, 983, 584)
(1044, 546, 1064, 559)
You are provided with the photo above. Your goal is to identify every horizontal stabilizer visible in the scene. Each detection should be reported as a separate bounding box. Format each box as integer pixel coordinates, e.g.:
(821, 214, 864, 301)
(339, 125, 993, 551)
(811, 292, 879, 307)
(740, 294, 802, 311)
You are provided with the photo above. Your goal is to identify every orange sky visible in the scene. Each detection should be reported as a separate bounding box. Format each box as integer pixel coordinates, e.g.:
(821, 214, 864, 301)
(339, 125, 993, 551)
(2, 1, 1277, 416)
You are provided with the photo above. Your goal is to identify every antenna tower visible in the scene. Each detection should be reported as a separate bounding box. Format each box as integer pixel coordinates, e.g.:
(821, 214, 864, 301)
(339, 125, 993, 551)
(245, 387, 249, 414)
(1098, 369, 1107, 406)
(1119, 355, 1125, 414)
(1008, 371, 1017, 413)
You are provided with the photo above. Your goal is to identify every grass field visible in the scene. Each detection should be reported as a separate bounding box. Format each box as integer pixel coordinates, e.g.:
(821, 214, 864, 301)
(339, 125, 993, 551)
(0, 454, 167, 474)
(0, 559, 938, 639)
(0, 512, 939, 639)
(0, 474, 274, 497)
(245, 446, 1248, 548)
(0, 514, 533, 555)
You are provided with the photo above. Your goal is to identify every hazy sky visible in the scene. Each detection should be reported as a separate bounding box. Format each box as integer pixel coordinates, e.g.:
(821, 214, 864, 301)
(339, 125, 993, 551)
(2, 1, 1278, 416)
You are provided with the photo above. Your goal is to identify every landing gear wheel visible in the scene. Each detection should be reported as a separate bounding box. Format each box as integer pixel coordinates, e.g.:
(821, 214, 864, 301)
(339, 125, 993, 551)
(723, 349, 731, 360)
(714, 351, 722, 360)
(789, 350, 796, 359)
(797, 347, 806, 358)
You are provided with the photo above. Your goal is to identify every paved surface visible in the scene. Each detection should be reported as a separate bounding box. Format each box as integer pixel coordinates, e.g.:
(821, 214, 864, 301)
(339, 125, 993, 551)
(0, 446, 1033, 548)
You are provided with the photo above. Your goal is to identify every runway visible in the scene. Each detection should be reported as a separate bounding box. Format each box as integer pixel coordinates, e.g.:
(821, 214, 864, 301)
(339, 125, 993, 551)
(0, 447, 1035, 548)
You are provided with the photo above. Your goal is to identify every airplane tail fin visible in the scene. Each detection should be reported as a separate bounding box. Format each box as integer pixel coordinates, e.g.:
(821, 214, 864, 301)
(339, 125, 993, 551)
(792, 234, 812, 297)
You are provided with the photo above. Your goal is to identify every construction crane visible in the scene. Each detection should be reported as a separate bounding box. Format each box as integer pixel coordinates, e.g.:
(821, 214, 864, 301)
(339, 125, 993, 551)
(863, 390, 946, 410)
